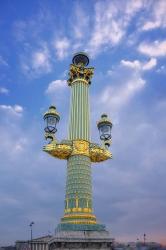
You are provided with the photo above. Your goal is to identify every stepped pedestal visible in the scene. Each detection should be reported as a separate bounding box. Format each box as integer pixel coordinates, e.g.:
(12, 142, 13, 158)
(49, 230, 114, 250)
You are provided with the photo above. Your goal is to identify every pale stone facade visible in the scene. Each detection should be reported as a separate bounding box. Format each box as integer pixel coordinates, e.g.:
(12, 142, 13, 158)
(16, 236, 51, 250)
(16, 232, 114, 250)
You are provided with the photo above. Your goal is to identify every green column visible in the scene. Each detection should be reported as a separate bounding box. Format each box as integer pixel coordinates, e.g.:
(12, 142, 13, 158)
(68, 81, 90, 141)
(58, 53, 105, 231)
(66, 155, 92, 210)
(63, 79, 94, 223)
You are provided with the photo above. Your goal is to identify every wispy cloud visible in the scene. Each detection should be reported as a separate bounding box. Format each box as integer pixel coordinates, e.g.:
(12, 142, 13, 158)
(141, 0, 166, 31)
(13, 7, 55, 42)
(21, 43, 52, 77)
(0, 87, 9, 94)
(0, 101, 65, 244)
(45, 79, 69, 112)
(0, 104, 23, 117)
(142, 57, 157, 70)
(0, 55, 8, 67)
(121, 58, 157, 71)
(156, 65, 166, 74)
(87, 0, 144, 56)
(32, 47, 51, 72)
(93, 96, 166, 242)
(99, 74, 145, 111)
(53, 37, 70, 60)
(72, 4, 89, 40)
(138, 40, 166, 57)
(13, 20, 27, 42)
(46, 80, 67, 95)
(102, 58, 157, 111)
(92, 61, 148, 115)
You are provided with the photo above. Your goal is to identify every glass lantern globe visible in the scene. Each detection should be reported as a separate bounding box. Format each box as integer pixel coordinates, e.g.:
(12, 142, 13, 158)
(72, 52, 89, 67)
(44, 106, 60, 134)
(97, 114, 112, 141)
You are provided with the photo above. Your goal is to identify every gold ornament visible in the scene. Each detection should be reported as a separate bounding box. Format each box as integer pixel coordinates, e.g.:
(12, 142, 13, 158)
(43, 139, 112, 162)
(71, 140, 90, 157)
(43, 142, 72, 159)
(90, 147, 112, 162)
(68, 64, 94, 86)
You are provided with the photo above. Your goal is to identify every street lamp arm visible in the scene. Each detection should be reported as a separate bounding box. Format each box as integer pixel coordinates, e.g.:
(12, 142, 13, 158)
(43, 139, 112, 162)
(43, 140, 73, 160)
(90, 143, 112, 162)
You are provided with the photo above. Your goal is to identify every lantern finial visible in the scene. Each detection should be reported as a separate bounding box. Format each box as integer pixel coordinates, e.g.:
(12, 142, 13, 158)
(72, 52, 89, 67)
(43, 106, 60, 141)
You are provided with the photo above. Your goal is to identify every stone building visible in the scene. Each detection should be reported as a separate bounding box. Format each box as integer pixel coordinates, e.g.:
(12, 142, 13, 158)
(15, 235, 52, 250)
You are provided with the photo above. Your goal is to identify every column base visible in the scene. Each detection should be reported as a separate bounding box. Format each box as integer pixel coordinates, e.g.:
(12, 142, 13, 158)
(49, 230, 114, 250)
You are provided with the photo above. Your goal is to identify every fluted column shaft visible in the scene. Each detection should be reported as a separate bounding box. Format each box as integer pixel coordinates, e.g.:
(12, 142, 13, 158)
(63, 79, 93, 219)
(68, 81, 90, 141)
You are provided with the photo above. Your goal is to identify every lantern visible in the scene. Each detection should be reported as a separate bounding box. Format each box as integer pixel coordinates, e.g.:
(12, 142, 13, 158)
(43, 106, 60, 134)
(97, 114, 112, 141)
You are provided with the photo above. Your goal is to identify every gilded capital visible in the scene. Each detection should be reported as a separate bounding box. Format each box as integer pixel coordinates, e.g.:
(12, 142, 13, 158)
(67, 64, 94, 86)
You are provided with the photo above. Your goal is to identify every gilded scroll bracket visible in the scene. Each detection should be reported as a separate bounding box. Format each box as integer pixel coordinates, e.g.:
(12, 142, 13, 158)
(43, 139, 112, 162)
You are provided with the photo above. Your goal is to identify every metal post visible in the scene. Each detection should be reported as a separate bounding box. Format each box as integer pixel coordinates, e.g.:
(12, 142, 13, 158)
(29, 222, 34, 250)
(143, 233, 146, 245)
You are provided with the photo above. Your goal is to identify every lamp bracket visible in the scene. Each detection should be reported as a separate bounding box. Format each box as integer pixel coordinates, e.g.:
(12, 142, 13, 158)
(43, 139, 112, 162)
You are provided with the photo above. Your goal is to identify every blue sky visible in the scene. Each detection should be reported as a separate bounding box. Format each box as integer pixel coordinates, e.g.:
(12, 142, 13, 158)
(0, 0, 166, 245)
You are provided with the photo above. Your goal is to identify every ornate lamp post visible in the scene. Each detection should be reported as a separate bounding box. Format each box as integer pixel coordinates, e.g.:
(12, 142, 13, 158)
(144, 233, 146, 245)
(43, 52, 112, 232)
(97, 114, 112, 149)
(44, 106, 60, 141)
(29, 222, 34, 250)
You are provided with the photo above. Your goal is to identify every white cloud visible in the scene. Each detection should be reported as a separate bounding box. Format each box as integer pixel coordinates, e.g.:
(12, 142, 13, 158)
(32, 45, 52, 72)
(46, 80, 67, 94)
(72, 4, 89, 39)
(142, 58, 157, 70)
(13, 137, 28, 153)
(102, 57, 156, 110)
(0, 132, 28, 157)
(138, 40, 166, 57)
(121, 58, 157, 71)
(141, 0, 166, 31)
(13, 20, 27, 42)
(0, 55, 8, 67)
(87, 0, 144, 56)
(0, 87, 9, 94)
(121, 59, 141, 70)
(100, 75, 145, 111)
(0, 105, 23, 116)
(142, 21, 161, 31)
(14, 105, 23, 113)
(94, 59, 150, 114)
(33, 52, 48, 69)
(21, 43, 52, 77)
(53, 37, 70, 60)
(156, 65, 166, 74)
